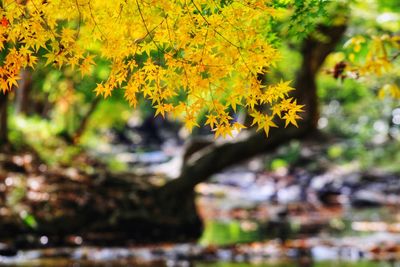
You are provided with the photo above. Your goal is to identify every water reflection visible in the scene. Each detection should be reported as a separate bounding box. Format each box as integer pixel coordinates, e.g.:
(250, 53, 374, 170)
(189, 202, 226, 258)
(0, 259, 392, 267)
(1, 242, 399, 267)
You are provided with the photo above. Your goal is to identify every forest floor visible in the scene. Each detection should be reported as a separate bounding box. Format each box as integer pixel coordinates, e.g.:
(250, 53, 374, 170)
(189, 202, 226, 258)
(1, 128, 400, 266)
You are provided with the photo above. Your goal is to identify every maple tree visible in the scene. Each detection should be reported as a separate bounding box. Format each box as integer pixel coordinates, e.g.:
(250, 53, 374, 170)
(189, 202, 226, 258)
(324, 34, 400, 101)
(0, 0, 306, 138)
(341, 35, 400, 99)
(324, 0, 400, 101)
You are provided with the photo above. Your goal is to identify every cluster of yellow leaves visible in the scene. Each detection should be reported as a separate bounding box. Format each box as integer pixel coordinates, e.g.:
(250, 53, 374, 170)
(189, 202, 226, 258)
(345, 35, 400, 75)
(344, 35, 400, 100)
(378, 84, 400, 100)
(0, 0, 303, 137)
(0, 0, 94, 93)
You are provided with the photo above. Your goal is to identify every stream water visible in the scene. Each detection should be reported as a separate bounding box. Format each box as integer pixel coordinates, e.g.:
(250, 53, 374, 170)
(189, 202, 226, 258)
(2, 206, 400, 267)
(0, 257, 392, 266)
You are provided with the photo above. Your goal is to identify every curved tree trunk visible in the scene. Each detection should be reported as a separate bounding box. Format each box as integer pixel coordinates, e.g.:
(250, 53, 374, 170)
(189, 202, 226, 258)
(160, 125, 312, 197)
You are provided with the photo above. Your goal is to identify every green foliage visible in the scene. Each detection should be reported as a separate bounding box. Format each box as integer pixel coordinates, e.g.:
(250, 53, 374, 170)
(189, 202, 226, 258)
(6, 183, 26, 206)
(9, 115, 82, 165)
(288, 0, 328, 38)
(21, 213, 38, 229)
(377, 0, 400, 12)
(269, 0, 329, 40)
(269, 141, 300, 170)
(200, 220, 261, 245)
(327, 144, 344, 159)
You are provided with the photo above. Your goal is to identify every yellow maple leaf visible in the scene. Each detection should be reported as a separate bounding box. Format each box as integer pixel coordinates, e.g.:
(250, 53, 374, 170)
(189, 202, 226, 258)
(205, 114, 218, 129)
(283, 111, 301, 128)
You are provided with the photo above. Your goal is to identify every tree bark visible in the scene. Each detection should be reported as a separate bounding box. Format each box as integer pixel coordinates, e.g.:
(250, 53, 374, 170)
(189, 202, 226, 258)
(294, 24, 348, 128)
(15, 69, 32, 115)
(160, 124, 313, 197)
(72, 97, 101, 144)
(159, 24, 347, 198)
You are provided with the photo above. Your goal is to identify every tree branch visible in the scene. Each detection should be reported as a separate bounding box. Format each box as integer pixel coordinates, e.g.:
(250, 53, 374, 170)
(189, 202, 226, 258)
(158, 123, 312, 197)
